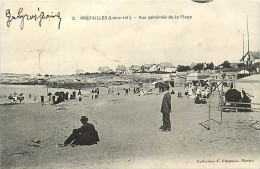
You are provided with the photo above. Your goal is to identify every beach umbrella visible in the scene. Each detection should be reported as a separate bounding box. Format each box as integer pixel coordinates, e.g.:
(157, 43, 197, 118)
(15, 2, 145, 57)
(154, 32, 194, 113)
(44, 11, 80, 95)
(225, 89, 242, 102)
(236, 74, 260, 109)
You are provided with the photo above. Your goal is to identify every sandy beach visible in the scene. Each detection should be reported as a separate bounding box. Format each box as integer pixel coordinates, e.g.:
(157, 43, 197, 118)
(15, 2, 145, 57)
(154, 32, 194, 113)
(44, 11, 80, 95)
(1, 0, 260, 168)
(1, 85, 259, 169)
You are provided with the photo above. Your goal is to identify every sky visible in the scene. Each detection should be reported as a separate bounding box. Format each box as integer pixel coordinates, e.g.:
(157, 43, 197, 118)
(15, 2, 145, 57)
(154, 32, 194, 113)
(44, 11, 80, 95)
(0, 0, 260, 75)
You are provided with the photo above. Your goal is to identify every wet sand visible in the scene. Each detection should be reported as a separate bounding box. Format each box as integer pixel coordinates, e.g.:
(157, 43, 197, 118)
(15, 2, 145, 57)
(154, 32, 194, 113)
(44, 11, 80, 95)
(0, 86, 259, 169)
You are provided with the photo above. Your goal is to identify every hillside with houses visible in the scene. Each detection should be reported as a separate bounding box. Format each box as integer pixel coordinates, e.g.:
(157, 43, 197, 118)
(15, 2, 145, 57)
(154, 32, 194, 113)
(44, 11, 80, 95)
(0, 51, 259, 89)
(96, 51, 260, 75)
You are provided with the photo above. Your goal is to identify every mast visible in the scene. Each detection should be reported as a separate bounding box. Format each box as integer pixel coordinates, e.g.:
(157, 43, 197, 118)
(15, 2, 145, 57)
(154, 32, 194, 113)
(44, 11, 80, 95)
(243, 34, 245, 74)
(243, 34, 244, 57)
(247, 16, 249, 54)
(247, 15, 251, 74)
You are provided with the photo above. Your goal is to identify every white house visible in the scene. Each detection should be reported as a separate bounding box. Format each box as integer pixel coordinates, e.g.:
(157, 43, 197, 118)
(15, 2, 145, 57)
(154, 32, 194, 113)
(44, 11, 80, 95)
(98, 66, 114, 74)
(240, 51, 260, 67)
(115, 65, 127, 74)
(75, 69, 85, 75)
(125, 68, 132, 75)
(142, 64, 158, 72)
(129, 65, 141, 73)
(158, 62, 176, 73)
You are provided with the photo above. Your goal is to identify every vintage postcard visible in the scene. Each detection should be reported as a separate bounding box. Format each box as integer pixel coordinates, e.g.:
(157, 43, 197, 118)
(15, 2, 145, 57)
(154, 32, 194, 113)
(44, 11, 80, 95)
(0, 0, 260, 168)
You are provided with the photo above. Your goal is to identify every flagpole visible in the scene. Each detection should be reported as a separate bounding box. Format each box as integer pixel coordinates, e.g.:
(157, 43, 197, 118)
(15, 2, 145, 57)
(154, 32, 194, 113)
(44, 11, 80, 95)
(247, 15, 250, 74)
(243, 34, 245, 74)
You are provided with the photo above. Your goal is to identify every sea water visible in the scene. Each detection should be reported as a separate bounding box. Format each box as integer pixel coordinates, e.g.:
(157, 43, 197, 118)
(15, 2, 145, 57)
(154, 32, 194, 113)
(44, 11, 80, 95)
(0, 84, 90, 104)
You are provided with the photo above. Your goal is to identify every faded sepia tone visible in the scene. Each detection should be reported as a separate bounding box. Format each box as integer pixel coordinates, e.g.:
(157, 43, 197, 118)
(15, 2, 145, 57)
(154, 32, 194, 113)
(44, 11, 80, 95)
(0, 0, 260, 168)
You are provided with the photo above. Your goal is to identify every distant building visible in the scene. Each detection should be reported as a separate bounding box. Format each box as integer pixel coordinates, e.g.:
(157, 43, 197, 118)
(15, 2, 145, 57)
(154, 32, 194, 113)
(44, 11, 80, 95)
(197, 72, 212, 80)
(190, 62, 198, 69)
(33, 74, 46, 84)
(209, 73, 222, 80)
(230, 63, 240, 69)
(141, 64, 158, 72)
(125, 68, 132, 75)
(98, 66, 114, 74)
(158, 62, 176, 73)
(240, 51, 260, 72)
(186, 72, 212, 86)
(129, 65, 141, 73)
(2, 73, 24, 78)
(223, 72, 237, 80)
(115, 65, 127, 74)
(190, 62, 207, 70)
(75, 69, 85, 75)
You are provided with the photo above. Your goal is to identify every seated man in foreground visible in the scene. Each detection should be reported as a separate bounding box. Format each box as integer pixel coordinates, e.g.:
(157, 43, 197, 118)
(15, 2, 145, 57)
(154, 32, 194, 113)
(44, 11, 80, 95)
(60, 116, 100, 147)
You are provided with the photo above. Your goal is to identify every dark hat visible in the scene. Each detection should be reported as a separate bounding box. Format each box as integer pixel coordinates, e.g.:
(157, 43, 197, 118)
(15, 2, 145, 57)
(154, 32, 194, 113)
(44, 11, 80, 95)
(80, 116, 88, 122)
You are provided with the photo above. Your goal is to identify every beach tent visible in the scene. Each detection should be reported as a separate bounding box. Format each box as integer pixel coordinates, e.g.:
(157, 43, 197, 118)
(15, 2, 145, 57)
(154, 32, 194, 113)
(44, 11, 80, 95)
(238, 70, 250, 74)
(173, 76, 186, 87)
(186, 72, 199, 81)
(236, 74, 260, 109)
(197, 72, 211, 80)
(152, 80, 174, 89)
(210, 73, 222, 80)
(237, 70, 250, 79)
(187, 72, 203, 86)
(152, 81, 163, 88)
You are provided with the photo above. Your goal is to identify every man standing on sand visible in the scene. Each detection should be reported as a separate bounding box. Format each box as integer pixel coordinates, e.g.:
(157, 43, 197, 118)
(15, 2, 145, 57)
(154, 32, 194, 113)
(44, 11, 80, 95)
(159, 84, 172, 132)
(40, 94, 44, 105)
(60, 116, 100, 147)
(78, 89, 81, 96)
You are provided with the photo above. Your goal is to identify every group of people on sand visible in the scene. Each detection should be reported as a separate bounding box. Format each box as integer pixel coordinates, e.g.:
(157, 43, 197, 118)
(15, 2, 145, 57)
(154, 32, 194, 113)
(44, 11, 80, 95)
(133, 86, 141, 94)
(183, 84, 209, 98)
(126, 87, 150, 96)
(16, 89, 84, 105)
(158, 83, 167, 93)
(8, 92, 24, 103)
(175, 83, 210, 104)
(50, 90, 83, 104)
(91, 88, 99, 99)
(107, 86, 142, 96)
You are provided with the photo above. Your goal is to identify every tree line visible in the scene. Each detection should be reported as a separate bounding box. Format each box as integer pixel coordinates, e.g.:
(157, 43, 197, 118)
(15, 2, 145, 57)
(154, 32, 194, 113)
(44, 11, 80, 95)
(176, 61, 249, 72)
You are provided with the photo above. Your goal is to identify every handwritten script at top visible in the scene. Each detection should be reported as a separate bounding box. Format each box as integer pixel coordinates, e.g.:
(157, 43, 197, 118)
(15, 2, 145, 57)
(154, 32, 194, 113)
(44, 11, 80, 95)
(6, 8, 62, 30)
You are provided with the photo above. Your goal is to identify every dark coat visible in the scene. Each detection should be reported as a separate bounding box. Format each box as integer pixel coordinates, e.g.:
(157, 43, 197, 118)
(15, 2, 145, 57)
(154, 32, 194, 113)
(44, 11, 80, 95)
(161, 91, 171, 114)
(74, 123, 100, 145)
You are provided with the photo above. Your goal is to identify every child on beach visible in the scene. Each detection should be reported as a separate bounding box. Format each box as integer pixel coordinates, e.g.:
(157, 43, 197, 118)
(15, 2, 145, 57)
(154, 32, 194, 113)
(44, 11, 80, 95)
(40, 94, 44, 105)
(79, 94, 82, 101)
